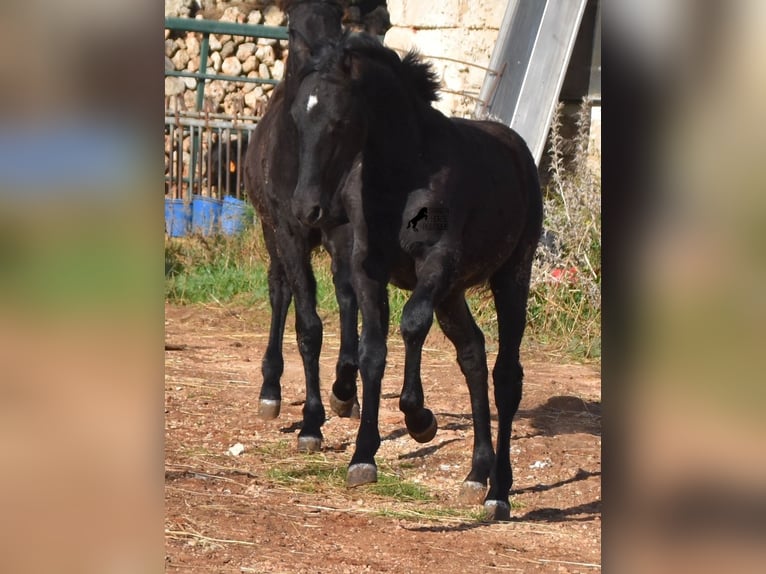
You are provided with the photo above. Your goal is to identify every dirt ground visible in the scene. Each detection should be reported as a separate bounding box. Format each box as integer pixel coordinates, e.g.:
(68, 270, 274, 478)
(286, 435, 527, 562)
(165, 302, 601, 573)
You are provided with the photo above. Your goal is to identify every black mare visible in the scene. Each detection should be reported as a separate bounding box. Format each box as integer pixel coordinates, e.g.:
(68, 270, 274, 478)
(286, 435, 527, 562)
(289, 33, 543, 520)
(243, 0, 360, 452)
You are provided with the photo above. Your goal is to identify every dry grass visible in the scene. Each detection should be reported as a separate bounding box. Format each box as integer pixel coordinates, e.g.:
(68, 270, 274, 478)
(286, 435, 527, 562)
(528, 100, 601, 358)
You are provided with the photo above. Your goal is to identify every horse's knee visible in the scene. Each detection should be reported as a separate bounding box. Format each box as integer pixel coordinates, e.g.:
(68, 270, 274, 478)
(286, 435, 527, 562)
(493, 358, 523, 409)
(492, 357, 523, 384)
(457, 342, 488, 379)
(296, 313, 322, 356)
(334, 281, 357, 310)
(359, 338, 385, 380)
(400, 297, 433, 344)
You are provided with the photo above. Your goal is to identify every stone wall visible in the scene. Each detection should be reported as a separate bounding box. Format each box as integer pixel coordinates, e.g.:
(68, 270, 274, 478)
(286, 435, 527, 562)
(383, 0, 505, 118)
(164, 1, 505, 118)
(165, 3, 288, 116)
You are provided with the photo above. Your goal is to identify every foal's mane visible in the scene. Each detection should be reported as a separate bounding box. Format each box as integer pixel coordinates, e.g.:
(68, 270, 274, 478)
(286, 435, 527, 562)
(343, 33, 441, 104)
(301, 32, 441, 105)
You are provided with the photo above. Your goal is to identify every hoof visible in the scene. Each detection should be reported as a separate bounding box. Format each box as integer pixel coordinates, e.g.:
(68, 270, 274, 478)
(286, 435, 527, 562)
(258, 399, 281, 419)
(346, 463, 377, 487)
(483, 500, 511, 522)
(297, 435, 322, 453)
(407, 411, 437, 444)
(329, 392, 360, 419)
(458, 480, 487, 506)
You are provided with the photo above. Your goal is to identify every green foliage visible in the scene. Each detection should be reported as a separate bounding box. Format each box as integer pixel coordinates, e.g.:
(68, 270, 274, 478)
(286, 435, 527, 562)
(528, 100, 601, 358)
(368, 471, 432, 501)
(267, 457, 347, 492)
(165, 230, 269, 305)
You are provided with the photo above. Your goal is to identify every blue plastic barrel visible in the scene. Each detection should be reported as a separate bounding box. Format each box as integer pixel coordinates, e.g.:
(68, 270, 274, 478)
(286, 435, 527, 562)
(165, 198, 191, 237)
(220, 196, 249, 236)
(191, 195, 222, 236)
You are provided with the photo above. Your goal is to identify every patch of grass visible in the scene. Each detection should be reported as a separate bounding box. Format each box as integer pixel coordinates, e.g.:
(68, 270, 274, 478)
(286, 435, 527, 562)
(165, 230, 270, 305)
(373, 506, 477, 522)
(368, 471, 432, 502)
(264, 455, 434, 504)
(253, 440, 293, 458)
(267, 457, 347, 492)
(374, 501, 525, 523)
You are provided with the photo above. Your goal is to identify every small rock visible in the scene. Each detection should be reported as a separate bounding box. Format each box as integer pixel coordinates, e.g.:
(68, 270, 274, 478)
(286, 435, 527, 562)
(165, 76, 185, 96)
(220, 40, 236, 59)
(165, 39, 178, 58)
(186, 55, 200, 73)
(244, 90, 260, 109)
(237, 42, 256, 61)
(257, 37, 278, 47)
(256, 45, 275, 66)
(247, 10, 263, 24)
(242, 55, 257, 75)
(227, 442, 245, 456)
(271, 60, 284, 81)
(185, 33, 199, 55)
(222, 56, 242, 76)
(171, 50, 189, 70)
(220, 6, 243, 23)
(263, 5, 285, 26)
(209, 51, 222, 72)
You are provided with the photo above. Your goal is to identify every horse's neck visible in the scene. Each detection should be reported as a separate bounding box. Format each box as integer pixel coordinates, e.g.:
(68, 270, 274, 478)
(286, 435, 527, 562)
(364, 95, 425, 189)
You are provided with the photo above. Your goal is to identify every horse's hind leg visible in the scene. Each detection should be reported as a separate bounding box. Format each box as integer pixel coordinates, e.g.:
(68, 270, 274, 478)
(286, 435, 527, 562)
(323, 224, 360, 418)
(258, 225, 292, 419)
(485, 249, 536, 521)
(434, 293, 494, 507)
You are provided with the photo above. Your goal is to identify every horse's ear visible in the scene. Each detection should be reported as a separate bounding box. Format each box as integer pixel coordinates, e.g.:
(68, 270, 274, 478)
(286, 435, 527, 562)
(342, 50, 363, 81)
(289, 28, 313, 63)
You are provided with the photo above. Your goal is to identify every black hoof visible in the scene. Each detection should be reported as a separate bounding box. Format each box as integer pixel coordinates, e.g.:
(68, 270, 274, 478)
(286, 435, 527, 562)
(297, 435, 322, 453)
(347, 463, 377, 487)
(329, 392, 360, 419)
(406, 410, 437, 443)
(458, 480, 487, 506)
(483, 500, 511, 522)
(258, 399, 281, 419)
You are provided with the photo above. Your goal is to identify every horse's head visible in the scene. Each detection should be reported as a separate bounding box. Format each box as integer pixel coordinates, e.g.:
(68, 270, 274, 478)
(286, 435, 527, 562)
(283, 1, 344, 72)
(290, 41, 366, 227)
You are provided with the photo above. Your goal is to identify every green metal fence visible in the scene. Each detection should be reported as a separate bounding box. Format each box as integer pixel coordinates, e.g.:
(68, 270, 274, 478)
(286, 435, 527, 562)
(164, 18, 288, 206)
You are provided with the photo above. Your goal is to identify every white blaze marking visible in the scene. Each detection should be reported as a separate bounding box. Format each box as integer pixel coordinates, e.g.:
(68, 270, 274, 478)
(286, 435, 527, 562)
(306, 93, 319, 112)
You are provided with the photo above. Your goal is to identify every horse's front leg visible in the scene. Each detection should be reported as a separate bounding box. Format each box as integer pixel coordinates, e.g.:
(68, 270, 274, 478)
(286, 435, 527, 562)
(398, 246, 456, 443)
(346, 247, 389, 487)
(274, 227, 326, 452)
(322, 223, 360, 418)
